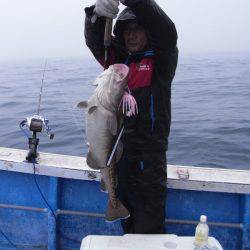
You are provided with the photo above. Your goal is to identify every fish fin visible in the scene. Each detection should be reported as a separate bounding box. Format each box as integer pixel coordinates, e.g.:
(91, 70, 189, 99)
(100, 178, 108, 193)
(115, 142, 123, 163)
(88, 106, 97, 114)
(92, 70, 108, 86)
(92, 80, 99, 86)
(86, 152, 100, 169)
(105, 199, 130, 222)
(76, 101, 88, 108)
(108, 116, 117, 136)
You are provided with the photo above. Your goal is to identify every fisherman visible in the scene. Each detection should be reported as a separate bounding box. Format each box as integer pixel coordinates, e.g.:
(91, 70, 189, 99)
(84, 0, 178, 234)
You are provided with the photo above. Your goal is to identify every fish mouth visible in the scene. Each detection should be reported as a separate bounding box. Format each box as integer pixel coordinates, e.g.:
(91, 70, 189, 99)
(113, 64, 129, 82)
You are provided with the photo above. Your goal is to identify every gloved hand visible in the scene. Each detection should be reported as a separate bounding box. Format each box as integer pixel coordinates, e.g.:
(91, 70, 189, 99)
(94, 0, 119, 19)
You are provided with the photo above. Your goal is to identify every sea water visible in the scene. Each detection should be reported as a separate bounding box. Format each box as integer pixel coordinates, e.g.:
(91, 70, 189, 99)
(0, 53, 249, 170)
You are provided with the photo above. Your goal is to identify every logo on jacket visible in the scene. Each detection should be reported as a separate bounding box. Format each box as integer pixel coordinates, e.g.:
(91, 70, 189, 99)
(138, 63, 151, 71)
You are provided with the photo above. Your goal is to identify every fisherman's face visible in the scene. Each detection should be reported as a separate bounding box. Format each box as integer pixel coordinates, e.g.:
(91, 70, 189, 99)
(123, 22, 148, 53)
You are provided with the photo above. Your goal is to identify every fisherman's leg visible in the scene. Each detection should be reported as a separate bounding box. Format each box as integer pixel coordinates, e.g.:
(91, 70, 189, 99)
(120, 213, 134, 234)
(117, 154, 138, 234)
(133, 152, 167, 234)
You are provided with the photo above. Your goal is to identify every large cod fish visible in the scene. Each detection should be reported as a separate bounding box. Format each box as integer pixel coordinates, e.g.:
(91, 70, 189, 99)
(77, 64, 130, 222)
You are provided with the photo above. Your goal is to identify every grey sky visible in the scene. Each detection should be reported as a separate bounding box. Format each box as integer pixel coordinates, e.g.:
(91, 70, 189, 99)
(0, 0, 249, 61)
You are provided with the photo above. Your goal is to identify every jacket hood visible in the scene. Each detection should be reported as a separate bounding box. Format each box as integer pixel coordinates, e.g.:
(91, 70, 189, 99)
(114, 7, 137, 43)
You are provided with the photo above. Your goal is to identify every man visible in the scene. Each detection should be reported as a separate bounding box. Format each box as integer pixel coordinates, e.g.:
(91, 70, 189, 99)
(85, 0, 178, 234)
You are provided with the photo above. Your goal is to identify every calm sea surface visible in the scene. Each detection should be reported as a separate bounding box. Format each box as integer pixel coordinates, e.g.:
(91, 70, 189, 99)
(0, 53, 249, 169)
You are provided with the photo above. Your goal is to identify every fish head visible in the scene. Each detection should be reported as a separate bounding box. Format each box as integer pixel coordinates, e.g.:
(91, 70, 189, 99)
(109, 64, 129, 100)
(94, 64, 129, 110)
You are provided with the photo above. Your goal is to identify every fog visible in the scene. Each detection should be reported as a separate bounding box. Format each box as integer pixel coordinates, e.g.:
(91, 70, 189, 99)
(0, 0, 249, 61)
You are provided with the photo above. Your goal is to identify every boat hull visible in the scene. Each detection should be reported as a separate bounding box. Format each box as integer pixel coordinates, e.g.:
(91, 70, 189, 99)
(0, 147, 249, 250)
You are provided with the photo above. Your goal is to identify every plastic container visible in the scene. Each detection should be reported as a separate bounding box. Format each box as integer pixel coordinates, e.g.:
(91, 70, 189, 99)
(194, 215, 209, 247)
(80, 234, 223, 250)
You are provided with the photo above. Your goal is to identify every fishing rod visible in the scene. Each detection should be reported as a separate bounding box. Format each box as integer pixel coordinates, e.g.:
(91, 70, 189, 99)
(37, 61, 47, 115)
(103, 18, 140, 166)
(107, 90, 138, 167)
(20, 61, 54, 163)
(107, 126, 124, 167)
(103, 16, 124, 167)
(103, 16, 126, 167)
(1, 62, 56, 250)
(104, 18, 113, 69)
(18, 63, 81, 247)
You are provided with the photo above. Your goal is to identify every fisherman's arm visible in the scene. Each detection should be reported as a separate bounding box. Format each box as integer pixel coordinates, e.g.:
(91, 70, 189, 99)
(84, 2, 124, 67)
(84, 6, 107, 64)
(121, 0, 177, 52)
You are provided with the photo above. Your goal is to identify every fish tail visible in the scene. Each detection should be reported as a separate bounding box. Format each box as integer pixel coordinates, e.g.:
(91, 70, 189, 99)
(105, 199, 130, 222)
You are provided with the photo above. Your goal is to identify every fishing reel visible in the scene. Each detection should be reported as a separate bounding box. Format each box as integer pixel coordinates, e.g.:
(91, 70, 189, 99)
(20, 114, 54, 163)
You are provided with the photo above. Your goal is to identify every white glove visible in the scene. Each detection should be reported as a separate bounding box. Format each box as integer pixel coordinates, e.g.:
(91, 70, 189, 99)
(94, 0, 119, 19)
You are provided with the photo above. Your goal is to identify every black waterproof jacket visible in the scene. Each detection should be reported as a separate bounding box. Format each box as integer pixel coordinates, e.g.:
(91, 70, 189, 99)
(85, 0, 178, 154)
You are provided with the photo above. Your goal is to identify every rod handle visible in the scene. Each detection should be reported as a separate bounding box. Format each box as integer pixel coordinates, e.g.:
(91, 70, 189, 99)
(104, 18, 113, 48)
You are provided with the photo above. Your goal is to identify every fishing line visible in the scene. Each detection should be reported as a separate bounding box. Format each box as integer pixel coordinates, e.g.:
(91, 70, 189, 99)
(0, 229, 18, 249)
(31, 159, 81, 245)
(32, 159, 57, 219)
